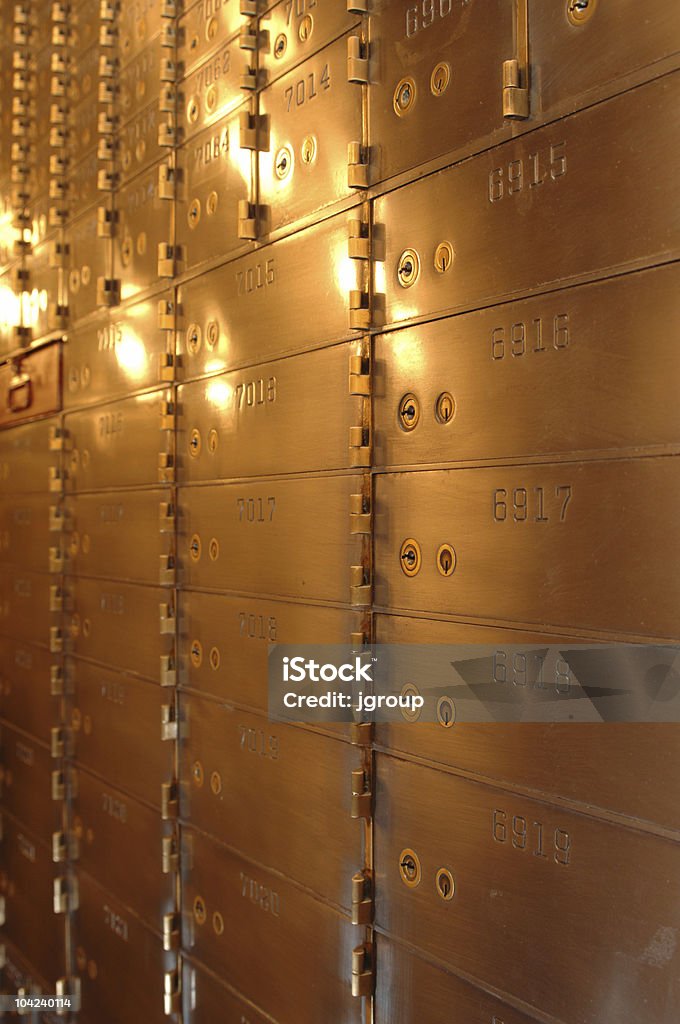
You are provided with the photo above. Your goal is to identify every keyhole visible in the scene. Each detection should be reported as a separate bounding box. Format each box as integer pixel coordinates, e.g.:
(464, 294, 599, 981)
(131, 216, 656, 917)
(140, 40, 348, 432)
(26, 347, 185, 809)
(401, 855, 417, 879)
(190, 534, 201, 561)
(400, 538, 422, 577)
(191, 760, 203, 785)
(191, 641, 202, 666)
(437, 543, 456, 577)
(399, 848, 421, 887)
(398, 393, 420, 431)
(397, 249, 419, 288)
(187, 324, 201, 353)
(567, 0, 596, 23)
(435, 391, 455, 423)
(274, 33, 287, 58)
(434, 241, 454, 274)
(430, 61, 451, 96)
(299, 14, 313, 41)
(275, 146, 292, 179)
(193, 896, 207, 923)
(437, 696, 456, 728)
(436, 868, 455, 901)
(189, 429, 201, 456)
(394, 76, 416, 116)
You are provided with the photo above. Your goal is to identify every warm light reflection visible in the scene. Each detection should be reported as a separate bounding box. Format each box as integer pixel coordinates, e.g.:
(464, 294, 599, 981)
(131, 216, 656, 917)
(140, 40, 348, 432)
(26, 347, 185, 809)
(204, 358, 226, 375)
(115, 329, 147, 379)
(0, 281, 20, 330)
(20, 288, 48, 328)
(205, 377, 232, 409)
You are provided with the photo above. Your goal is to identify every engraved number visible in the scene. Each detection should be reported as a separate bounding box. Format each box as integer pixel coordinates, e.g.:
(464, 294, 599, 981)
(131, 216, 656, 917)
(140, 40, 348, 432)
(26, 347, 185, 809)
(238, 724, 279, 760)
(406, 0, 452, 37)
(493, 809, 571, 866)
(236, 258, 275, 295)
(489, 142, 567, 202)
(239, 612, 277, 641)
(491, 315, 570, 360)
(285, 0, 317, 23)
(240, 872, 280, 915)
(235, 376, 277, 411)
(493, 485, 572, 523)
(284, 66, 330, 111)
(237, 496, 276, 522)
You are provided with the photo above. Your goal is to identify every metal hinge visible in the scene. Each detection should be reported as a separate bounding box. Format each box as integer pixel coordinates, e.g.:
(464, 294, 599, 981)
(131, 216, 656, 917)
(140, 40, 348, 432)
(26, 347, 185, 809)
(97, 207, 118, 237)
(161, 781, 179, 820)
(164, 969, 180, 1015)
(350, 720, 373, 745)
(50, 585, 63, 612)
(162, 834, 179, 874)
(160, 654, 177, 686)
(159, 554, 176, 586)
(159, 351, 175, 381)
(52, 830, 79, 863)
(158, 120, 176, 147)
(348, 0, 369, 10)
(351, 871, 373, 925)
(160, 397, 175, 430)
(160, 601, 176, 633)
(351, 943, 375, 997)
(158, 162, 175, 200)
(97, 167, 118, 192)
(349, 290, 370, 330)
(350, 566, 372, 608)
(159, 85, 176, 114)
(158, 299, 175, 330)
(158, 243, 184, 278)
(348, 141, 369, 189)
(56, 977, 81, 1015)
(238, 200, 258, 240)
(159, 501, 176, 533)
(158, 452, 175, 483)
(350, 493, 372, 534)
(161, 704, 178, 742)
(163, 912, 181, 951)
(49, 425, 70, 452)
(347, 36, 369, 83)
(240, 63, 257, 91)
(503, 0, 529, 119)
(349, 426, 371, 468)
(53, 874, 79, 913)
(239, 111, 269, 150)
(349, 349, 370, 396)
(49, 628, 64, 656)
(50, 664, 64, 697)
(351, 767, 372, 818)
(96, 277, 121, 307)
(348, 216, 369, 260)
(239, 21, 259, 51)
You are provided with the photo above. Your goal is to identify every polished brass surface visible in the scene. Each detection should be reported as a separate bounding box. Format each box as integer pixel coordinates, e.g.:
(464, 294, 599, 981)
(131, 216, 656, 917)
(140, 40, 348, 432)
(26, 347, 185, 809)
(64, 578, 174, 683)
(374, 753, 680, 1024)
(64, 489, 175, 584)
(375, 74, 679, 329)
(72, 767, 173, 931)
(175, 109, 250, 274)
(0, 724, 58, 845)
(176, 207, 361, 379)
(179, 692, 360, 904)
(0, 812, 63, 990)
(181, 825, 361, 1024)
(178, 475, 363, 599)
(259, 34, 363, 235)
(75, 869, 171, 1024)
(0, 639, 57, 746)
(1, 4, 678, 1020)
(178, 343, 361, 480)
(375, 263, 680, 466)
(69, 657, 173, 808)
(374, 458, 680, 637)
(63, 390, 173, 491)
(179, 590, 359, 710)
(64, 295, 173, 409)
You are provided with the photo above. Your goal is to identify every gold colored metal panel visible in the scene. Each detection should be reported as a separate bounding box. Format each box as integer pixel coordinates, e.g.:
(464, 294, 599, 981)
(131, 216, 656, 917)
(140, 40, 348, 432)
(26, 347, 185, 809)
(68, 0, 100, 60)
(64, 294, 172, 409)
(177, 33, 249, 144)
(375, 74, 680, 329)
(0, 813, 63, 989)
(0, 725, 57, 845)
(0, 496, 51, 573)
(178, 344, 360, 481)
(20, 241, 61, 343)
(259, 0, 359, 87)
(63, 390, 172, 492)
(65, 578, 173, 684)
(0, 569, 52, 648)
(367, 0, 510, 184)
(179, 592, 359, 709)
(0, 639, 57, 747)
(259, 34, 363, 235)
(374, 754, 680, 1024)
(117, 102, 164, 186)
(175, 110, 251, 274)
(530, 0, 680, 118)
(64, 489, 174, 585)
(375, 610, 680, 831)
(65, 207, 112, 326)
(69, 658, 173, 809)
(0, 941, 59, 1013)
(65, 42, 101, 108)
(180, 694, 360, 905)
(116, 0, 166, 69)
(176, 208, 359, 379)
(115, 161, 172, 302)
(178, 0, 244, 78)
(0, 418, 54, 494)
(62, 97, 100, 169)
(374, 458, 680, 638)
(75, 869, 171, 1024)
(376, 936, 536, 1024)
(64, 150, 101, 224)
(181, 826, 362, 1024)
(118, 35, 164, 129)
(182, 957, 272, 1024)
(178, 475, 363, 600)
(374, 264, 680, 467)
(72, 768, 173, 930)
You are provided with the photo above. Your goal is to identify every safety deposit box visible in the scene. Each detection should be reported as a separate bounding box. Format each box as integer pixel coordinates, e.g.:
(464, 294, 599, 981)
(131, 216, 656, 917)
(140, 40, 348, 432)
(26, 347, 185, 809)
(179, 693, 360, 906)
(373, 457, 680, 638)
(374, 754, 680, 1024)
(0, 726, 57, 845)
(181, 825, 362, 1024)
